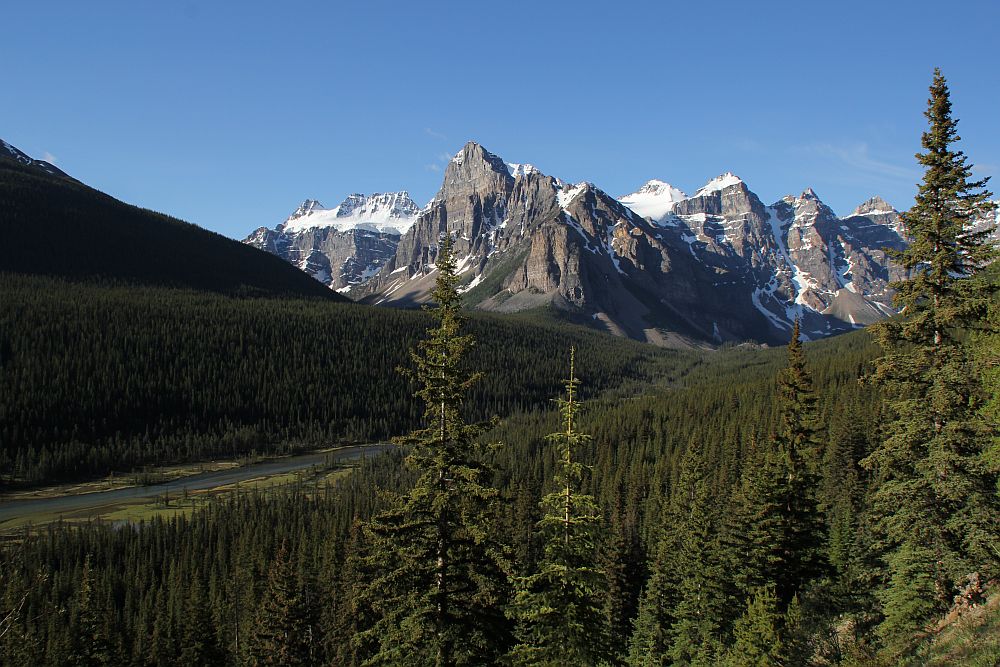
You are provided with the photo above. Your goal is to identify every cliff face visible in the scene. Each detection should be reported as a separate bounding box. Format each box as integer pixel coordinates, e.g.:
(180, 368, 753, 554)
(244, 192, 419, 291)
(252, 141, 911, 346)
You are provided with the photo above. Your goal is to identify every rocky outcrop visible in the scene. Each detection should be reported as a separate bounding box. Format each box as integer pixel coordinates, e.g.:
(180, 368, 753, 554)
(248, 141, 921, 346)
(244, 192, 419, 291)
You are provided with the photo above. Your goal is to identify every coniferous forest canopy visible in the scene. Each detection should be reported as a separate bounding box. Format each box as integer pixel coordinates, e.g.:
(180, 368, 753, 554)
(1, 71, 999, 666)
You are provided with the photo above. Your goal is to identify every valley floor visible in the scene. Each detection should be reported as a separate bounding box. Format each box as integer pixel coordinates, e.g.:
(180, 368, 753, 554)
(0, 444, 386, 534)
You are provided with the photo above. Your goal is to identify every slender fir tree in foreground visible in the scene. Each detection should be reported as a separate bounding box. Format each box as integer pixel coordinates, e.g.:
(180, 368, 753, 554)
(356, 235, 510, 666)
(861, 68, 999, 656)
(507, 348, 613, 666)
(771, 318, 826, 606)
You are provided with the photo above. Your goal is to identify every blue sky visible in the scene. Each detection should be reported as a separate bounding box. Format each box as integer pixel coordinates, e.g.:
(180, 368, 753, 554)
(4, 0, 998, 239)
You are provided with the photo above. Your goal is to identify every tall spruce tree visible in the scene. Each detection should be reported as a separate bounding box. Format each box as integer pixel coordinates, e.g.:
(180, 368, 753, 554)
(721, 321, 825, 614)
(772, 318, 826, 605)
(861, 68, 999, 655)
(666, 469, 729, 666)
(356, 235, 510, 666)
(721, 445, 786, 604)
(507, 348, 613, 666)
(628, 518, 679, 666)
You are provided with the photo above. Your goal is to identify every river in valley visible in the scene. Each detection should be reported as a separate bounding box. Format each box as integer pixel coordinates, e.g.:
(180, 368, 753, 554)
(0, 444, 391, 525)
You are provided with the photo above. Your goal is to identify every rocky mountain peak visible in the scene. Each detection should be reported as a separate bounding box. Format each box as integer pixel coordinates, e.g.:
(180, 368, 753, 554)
(619, 179, 688, 221)
(246, 140, 915, 348)
(448, 141, 509, 174)
(288, 199, 326, 220)
(336, 191, 419, 219)
(439, 142, 514, 201)
(694, 172, 744, 197)
(277, 192, 420, 236)
(638, 179, 684, 196)
(785, 188, 837, 227)
(852, 195, 896, 217)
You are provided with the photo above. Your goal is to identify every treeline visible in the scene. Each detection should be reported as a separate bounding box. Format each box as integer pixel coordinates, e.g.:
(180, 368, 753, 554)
(0, 274, 694, 485)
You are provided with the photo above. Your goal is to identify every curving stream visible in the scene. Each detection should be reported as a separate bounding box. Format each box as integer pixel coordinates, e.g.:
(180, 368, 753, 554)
(0, 444, 391, 525)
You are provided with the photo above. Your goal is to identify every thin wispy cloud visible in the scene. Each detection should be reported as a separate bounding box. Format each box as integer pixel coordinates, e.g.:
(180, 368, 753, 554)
(424, 127, 447, 141)
(425, 163, 441, 172)
(793, 142, 918, 181)
(42, 151, 58, 164)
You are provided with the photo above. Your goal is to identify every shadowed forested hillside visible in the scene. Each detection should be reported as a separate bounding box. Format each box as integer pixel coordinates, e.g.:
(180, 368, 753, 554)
(0, 274, 696, 484)
(0, 156, 339, 299)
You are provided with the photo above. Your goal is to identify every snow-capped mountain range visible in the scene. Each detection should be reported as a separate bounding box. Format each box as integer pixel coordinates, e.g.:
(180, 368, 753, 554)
(280, 192, 420, 235)
(243, 141, 995, 346)
(245, 192, 420, 292)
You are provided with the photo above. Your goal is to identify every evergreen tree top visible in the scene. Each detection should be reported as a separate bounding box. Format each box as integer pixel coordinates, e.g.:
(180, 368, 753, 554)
(900, 68, 996, 282)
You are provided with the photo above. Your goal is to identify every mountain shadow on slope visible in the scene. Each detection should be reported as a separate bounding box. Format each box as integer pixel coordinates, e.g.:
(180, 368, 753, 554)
(0, 154, 342, 299)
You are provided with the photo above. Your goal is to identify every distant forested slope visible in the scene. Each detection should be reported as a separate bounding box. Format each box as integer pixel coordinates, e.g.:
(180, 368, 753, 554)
(0, 275, 695, 484)
(0, 157, 338, 298)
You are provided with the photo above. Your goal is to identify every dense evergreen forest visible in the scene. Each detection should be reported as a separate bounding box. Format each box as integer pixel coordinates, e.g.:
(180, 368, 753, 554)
(1, 71, 997, 665)
(0, 274, 694, 485)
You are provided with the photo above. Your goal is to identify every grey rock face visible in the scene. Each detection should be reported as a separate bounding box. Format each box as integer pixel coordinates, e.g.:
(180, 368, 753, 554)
(360, 147, 776, 344)
(249, 141, 924, 346)
(243, 192, 419, 291)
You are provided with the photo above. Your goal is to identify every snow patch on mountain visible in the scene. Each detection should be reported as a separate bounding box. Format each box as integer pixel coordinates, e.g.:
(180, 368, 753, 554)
(694, 172, 743, 196)
(558, 183, 588, 211)
(619, 179, 688, 222)
(507, 163, 540, 178)
(281, 192, 420, 235)
(765, 207, 809, 312)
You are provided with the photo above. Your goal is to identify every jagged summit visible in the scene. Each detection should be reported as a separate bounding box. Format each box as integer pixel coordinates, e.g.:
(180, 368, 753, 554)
(637, 179, 685, 194)
(694, 172, 744, 196)
(779, 188, 831, 208)
(437, 142, 514, 206)
(246, 141, 911, 347)
(246, 191, 419, 291)
(507, 163, 540, 178)
(852, 195, 896, 216)
(278, 192, 419, 235)
(288, 199, 326, 220)
(620, 179, 688, 221)
(448, 141, 509, 172)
